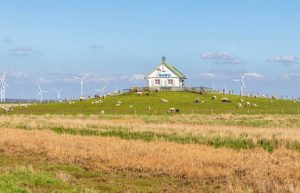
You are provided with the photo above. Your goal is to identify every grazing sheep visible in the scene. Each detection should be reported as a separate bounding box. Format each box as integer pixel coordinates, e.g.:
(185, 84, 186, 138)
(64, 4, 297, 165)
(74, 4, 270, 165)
(212, 96, 217, 100)
(194, 98, 200, 103)
(79, 96, 86, 101)
(168, 107, 176, 113)
(240, 99, 244, 102)
(117, 101, 122, 104)
(116, 103, 121, 106)
(237, 103, 243, 108)
(272, 95, 277, 100)
(2, 106, 13, 113)
(246, 102, 251, 107)
(201, 101, 205, 103)
(129, 105, 133, 108)
(160, 98, 168, 103)
(168, 107, 180, 113)
(253, 103, 257, 108)
(221, 98, 231, 103)
(136, 91, 143, 96)
(100, 110, 105, 115)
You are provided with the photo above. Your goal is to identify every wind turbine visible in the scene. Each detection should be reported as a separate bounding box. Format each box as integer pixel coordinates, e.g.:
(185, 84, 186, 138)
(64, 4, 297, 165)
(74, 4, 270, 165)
(53, 89, 63, 99)
(36, 83, 47, 103)
(0, 72, 8, 102)
(233, 73, 246, 96)
(74, 74, 88, 97)
(95, 84, 107, 97)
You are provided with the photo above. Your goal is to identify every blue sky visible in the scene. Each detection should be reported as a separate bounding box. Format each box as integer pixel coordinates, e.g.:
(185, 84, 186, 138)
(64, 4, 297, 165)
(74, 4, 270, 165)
(1, 0, 300, 99)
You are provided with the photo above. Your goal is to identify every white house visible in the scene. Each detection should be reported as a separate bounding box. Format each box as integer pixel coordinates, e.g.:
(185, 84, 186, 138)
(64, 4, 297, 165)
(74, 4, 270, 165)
(145, 57, 186, 88)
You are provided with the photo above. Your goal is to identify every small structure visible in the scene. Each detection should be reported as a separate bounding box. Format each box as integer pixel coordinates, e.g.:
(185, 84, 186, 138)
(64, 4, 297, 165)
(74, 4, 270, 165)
(145, 56, 186, 88)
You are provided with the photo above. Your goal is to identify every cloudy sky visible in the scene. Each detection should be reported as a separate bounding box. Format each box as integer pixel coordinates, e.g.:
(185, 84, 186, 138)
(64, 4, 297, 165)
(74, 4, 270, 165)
(1, 0, 300, 99)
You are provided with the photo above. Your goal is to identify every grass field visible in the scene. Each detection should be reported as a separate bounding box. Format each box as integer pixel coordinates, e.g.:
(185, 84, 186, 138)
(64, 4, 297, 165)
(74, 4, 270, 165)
(7, 91, 300, 115)
(1, 114, 300, 192)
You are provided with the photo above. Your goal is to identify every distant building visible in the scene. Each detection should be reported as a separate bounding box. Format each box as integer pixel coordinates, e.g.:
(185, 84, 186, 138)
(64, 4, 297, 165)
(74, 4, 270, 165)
(145, 56, 186, 88)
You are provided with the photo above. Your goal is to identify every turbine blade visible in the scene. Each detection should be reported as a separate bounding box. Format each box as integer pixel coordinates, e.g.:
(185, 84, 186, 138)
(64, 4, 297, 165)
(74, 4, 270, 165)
(82, 74, 88, 80)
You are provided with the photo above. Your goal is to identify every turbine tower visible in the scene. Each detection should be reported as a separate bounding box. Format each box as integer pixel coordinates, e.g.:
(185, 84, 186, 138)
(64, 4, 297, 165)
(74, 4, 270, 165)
(74, 74, 88, 97)
(36, 83, 47, 103)
(95, 84, 107, 97)
(233, 73, 246, 96)
(53, 89, 63, 99)
(0, 72, 8, 103)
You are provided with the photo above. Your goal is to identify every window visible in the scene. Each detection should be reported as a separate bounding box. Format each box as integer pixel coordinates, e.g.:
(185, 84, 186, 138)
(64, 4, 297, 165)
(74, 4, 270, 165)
(168, 79, 173, 85)
(155, 79, 160, 85)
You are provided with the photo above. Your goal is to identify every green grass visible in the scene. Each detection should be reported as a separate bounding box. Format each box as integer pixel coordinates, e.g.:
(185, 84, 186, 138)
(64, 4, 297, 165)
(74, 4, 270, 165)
(48, 127, 296, 152)
(0, 153, 218, 193)
(9, 91, 300, 115)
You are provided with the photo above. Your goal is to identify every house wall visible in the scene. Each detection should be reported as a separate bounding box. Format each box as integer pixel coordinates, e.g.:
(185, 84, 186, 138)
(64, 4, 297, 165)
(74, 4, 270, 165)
(146, 64, 183, 87)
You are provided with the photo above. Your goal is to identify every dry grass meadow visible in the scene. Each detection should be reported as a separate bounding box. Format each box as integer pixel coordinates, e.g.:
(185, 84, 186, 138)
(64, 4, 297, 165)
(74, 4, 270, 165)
(1, 114, 300, 192)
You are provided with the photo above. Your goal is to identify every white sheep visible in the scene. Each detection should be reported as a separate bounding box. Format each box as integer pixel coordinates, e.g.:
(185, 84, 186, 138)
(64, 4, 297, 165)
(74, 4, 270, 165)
(116, 103, 121, 106)
(129, 105, 133, 108)
(136, 91, 143, 96)
(253, 103, 257, 108)
(100, 110, 105, 115)
(212, 96, 217, 100)
(246, 102, 251, 107)
(272, 95, 277, 100)
(237, 103, 243, 108)
(240, 99, 244, 102)
(160, 98, 168, 103)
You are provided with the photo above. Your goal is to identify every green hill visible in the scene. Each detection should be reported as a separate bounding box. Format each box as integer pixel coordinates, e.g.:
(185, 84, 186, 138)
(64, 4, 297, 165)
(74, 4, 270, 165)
(9, 91, 300, 115)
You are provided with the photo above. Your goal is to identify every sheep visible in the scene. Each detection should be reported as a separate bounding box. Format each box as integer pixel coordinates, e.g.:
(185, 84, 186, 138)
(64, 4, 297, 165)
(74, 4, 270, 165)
(79, 96, 86, 101)
(253, 103, 257, 108)
(129, 105, 133, 108)
(194, 98, 200, 103)
(221, 98, 231, 103)
(100, 110, 105, 115)
(246, 102, 251, 107)
(240, 99, 244, 102)
(201, 101, 205, 103)
(160, 98, 168, 103)
(136, 91, 143, 96)
(270, 100, 274, 103)
(168, 107, 180, 113)
(91, 102, 95, 104)
(2, 106, 13, 113)
(237, 103, 243, 108)
(272, 95, 277, 100)
(117, 101, 122, 104)
(212, 96, 217, 100)
(116, 103, 121, 106)
(168, 107, 176, 113)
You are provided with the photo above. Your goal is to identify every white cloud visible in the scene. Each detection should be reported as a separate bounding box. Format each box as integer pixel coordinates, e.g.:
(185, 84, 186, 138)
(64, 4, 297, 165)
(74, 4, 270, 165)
(244, 72, 264, 79)
(200, 52, 244, 64)
(283, 72, 300, 80)
(129, 74, 145, 81)
(267, 55, 298, 65)
(199, 72, 216, 79)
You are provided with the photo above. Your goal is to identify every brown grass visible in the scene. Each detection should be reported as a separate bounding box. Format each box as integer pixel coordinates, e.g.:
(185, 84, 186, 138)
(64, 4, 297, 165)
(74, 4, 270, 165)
(1, 127, 300, 192)
(2, 114, 300, 141)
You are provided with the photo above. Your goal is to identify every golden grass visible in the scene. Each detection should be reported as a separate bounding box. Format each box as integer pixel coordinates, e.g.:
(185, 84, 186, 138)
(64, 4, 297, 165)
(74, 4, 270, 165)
(1, 128, 300, 192)
(2, 114, 300, 141)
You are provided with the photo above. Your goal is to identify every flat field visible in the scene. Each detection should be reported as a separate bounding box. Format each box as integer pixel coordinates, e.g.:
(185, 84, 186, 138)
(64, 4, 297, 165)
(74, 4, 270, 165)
(0, 114, 300, 192)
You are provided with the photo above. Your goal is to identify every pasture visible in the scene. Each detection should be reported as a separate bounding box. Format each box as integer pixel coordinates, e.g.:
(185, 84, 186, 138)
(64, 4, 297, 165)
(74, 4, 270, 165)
(7, 91, 300, 115)
(1, 114, 300, 192)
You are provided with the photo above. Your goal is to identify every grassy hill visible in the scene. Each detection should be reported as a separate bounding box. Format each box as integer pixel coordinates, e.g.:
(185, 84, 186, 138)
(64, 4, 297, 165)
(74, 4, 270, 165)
(9, 91, 300, 115)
